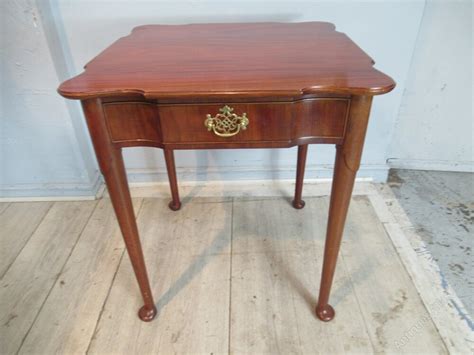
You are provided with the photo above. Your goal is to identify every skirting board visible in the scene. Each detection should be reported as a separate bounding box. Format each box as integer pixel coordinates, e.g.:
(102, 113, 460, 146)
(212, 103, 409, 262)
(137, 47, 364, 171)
(0, 164, 389, 201)
(0, 172, 104, 202)
(117, 178, 375, 199)
(387, 158, 474, 173)
(126, 164, 389, 184)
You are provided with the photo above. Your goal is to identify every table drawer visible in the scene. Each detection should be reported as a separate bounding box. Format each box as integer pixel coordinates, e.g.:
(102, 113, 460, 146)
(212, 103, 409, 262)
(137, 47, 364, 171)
(159, 103, 293, 143)
(102, 98, 350, 147)
(159, 99, 349, 144)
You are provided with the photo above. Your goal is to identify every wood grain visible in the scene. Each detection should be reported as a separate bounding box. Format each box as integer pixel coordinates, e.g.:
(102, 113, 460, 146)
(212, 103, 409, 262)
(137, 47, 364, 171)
(58, 22, 395, 100)
(159, 101, 293, 143)
(100, 98, 350, 149)
(103, 102, 161, 144)
(0, 201, 96, 355)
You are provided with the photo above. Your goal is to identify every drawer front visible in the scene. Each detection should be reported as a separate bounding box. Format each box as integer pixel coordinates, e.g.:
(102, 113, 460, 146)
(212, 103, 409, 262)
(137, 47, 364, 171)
(159, 103, 293, 143)
(159, 99, 349, 144)
(102, 98, 350, 147)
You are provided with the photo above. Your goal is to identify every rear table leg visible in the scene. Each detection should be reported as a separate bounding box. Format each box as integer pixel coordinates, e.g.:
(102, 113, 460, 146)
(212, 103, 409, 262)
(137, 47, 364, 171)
(292, 144, 308, 209)
(164, 149, 182, 211)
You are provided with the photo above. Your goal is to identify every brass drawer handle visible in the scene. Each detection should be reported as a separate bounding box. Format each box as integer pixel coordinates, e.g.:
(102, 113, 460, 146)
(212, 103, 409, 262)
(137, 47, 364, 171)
(204, 105, 249, 137)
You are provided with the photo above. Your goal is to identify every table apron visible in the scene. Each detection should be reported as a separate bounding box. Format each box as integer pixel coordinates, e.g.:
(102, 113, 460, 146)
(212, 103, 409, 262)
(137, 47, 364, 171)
(101, 98, 350, 149)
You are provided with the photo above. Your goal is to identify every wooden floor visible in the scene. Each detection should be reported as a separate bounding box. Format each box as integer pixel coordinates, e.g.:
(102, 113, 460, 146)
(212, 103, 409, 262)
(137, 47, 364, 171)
(0, 193, 449, 354)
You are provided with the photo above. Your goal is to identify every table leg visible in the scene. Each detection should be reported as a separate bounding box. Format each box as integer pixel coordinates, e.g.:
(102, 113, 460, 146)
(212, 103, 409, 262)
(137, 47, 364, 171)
(316, 95, 373, 321)
(163, 149, 181, 211)
(82, 99, 157, 322)
(292, 144, 308, 209)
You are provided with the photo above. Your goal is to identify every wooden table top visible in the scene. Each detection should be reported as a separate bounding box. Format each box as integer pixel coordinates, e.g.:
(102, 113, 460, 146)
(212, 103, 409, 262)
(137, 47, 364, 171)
(58, 22, 395, 101)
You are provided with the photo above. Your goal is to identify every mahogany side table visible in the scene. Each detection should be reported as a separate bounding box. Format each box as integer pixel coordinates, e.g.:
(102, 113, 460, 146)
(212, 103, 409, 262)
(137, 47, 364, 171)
(58, 22, 395, 322)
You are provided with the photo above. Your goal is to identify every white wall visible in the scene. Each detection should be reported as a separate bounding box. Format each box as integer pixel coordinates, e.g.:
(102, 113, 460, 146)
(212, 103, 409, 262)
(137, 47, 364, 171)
(388, 0, 473, 172)
(4, 0, 453, 199)
(0, 0, 99, 198)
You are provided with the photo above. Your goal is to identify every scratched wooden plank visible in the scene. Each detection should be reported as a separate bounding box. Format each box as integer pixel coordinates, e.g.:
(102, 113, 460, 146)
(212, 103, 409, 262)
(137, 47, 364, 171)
(231, 197, 374, 354)
(18, 198, 143, 355)
(339, 195, 448, 354)
(0, 202, 53, 278)
(88, 197, 232, 355)
(0, 201, 96, 355)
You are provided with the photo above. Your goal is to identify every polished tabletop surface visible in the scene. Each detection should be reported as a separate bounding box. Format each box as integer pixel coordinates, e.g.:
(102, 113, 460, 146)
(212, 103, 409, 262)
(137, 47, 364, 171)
(58, 22, 395, 100)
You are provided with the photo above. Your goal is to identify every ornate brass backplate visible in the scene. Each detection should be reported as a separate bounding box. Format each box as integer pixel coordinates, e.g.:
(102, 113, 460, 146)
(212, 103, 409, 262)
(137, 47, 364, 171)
(204, 105, 249, 137)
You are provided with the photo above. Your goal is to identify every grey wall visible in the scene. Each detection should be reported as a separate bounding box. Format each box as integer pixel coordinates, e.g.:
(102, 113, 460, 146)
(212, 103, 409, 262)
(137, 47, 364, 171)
(388, 0, 473, 172)
(1, 0, 470, 199)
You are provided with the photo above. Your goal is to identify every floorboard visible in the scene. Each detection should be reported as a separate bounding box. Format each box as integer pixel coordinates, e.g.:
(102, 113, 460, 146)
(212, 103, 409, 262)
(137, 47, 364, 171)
(0, 201, 96, 355)
(18, 198, 142, 355)
(0, 194, 450, 354)
(0, 202, 52, 277)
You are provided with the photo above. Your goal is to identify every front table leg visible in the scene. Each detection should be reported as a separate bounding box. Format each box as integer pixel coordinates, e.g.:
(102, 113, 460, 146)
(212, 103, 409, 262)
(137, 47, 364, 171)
(82, 99, 157, 321)
(316, 95, 373, 321)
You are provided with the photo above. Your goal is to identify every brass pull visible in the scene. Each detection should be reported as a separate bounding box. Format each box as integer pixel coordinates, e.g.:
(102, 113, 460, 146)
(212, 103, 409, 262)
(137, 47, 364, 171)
(204, 105, 249, 137)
